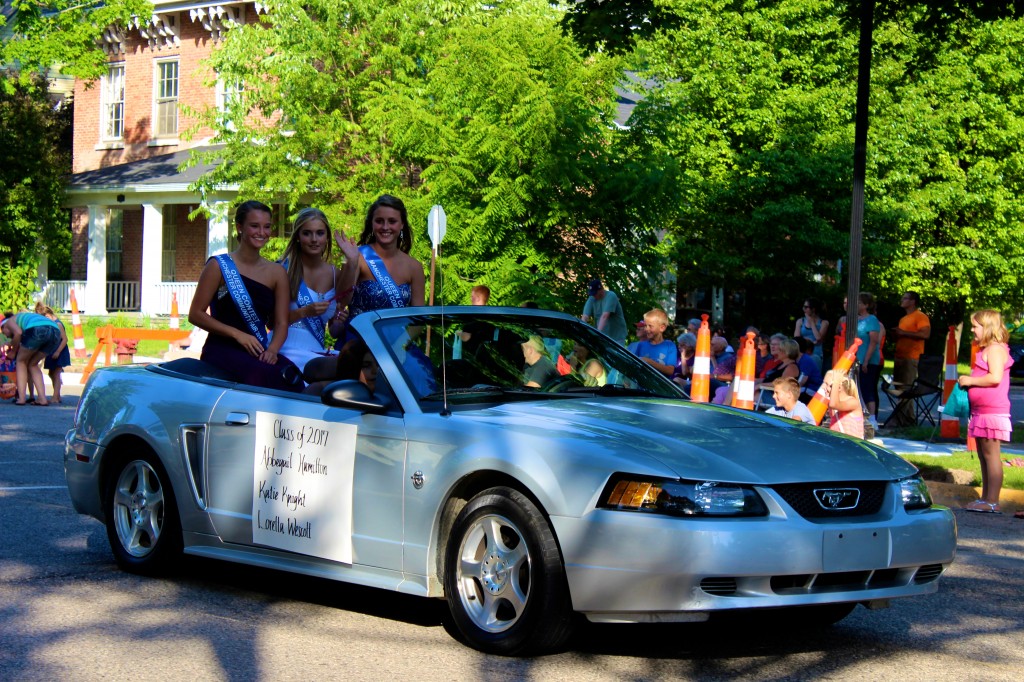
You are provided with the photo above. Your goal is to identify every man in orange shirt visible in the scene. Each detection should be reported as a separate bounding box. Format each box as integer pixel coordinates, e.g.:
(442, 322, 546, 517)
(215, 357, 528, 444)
(891, 291, 931, 385)
(888, 292, 931, 425)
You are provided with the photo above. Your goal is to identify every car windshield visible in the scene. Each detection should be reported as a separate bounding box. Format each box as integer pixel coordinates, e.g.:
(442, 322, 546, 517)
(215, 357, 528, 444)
(374, 312, 685, 405)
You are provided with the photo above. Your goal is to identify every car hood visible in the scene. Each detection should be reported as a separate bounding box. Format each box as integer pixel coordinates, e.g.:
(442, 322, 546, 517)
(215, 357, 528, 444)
(457, 397, 916, 484)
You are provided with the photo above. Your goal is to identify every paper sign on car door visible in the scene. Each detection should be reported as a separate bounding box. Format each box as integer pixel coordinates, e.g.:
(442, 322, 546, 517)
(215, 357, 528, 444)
(252, 412, 357, 564)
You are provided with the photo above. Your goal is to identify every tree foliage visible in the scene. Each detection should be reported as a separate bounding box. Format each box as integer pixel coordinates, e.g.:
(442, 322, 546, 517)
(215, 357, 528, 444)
(189, 0, 668, 316)
(0, 73, 71, 311)
(600, 0, 1024, 330)
(1, 0, 151, 89)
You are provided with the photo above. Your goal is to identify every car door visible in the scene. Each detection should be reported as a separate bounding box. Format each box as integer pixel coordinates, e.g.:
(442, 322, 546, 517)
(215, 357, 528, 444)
(204, 387, 407, 571)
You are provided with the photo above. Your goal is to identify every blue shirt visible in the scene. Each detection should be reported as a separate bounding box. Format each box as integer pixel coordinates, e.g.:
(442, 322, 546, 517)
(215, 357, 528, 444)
(633, 339, 678, 368)
(855, 315, 882, 365)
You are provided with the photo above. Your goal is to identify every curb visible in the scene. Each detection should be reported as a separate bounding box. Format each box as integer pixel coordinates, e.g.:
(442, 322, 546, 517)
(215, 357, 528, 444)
(926, 480, 1024, 513)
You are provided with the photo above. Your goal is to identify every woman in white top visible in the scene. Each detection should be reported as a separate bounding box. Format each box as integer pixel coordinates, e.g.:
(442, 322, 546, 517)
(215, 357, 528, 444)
(273, 208, 361, 372)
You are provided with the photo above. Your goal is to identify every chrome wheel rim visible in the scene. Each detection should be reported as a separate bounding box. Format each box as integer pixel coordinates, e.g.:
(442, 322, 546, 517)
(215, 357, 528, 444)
(112, 460, 165, 558)
(455, 513, 532, 633)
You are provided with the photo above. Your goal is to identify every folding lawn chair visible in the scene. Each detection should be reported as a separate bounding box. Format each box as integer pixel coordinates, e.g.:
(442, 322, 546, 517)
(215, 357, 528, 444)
(881, 354, 944, 428)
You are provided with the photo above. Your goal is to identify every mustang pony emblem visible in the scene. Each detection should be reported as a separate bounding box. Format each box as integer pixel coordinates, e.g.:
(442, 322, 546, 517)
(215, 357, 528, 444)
(813, 488, 860, 510)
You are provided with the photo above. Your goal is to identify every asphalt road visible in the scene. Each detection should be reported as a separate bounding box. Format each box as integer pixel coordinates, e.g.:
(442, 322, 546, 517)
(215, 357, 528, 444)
(1, 394, 1022, 681)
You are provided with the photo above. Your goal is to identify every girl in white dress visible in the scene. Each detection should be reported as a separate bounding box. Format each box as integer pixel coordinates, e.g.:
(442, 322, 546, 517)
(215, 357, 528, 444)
(273, 208, 361, 373)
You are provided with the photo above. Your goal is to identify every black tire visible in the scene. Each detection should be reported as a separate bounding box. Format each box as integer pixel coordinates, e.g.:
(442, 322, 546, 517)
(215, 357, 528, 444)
(104, 452, 182, 575)
(444, 486, 574, 655)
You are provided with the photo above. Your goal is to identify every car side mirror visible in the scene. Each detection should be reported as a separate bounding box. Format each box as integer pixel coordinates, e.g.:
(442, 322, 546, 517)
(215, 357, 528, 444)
(321, 379, 389, 414)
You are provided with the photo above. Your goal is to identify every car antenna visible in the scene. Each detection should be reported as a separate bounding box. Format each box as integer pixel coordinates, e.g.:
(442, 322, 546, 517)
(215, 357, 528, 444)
(438, 243, 451, 417)
(428, 205, 451, 416)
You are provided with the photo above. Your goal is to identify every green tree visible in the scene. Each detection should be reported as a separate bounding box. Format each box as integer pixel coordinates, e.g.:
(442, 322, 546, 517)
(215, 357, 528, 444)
(1, 0, 151, 90)
(622, 0, 858, 330)
(866, 16, 1024, 324)
(0, 73, 71, 311)
(594, 0, 1024, 331)
(189, 0, 668, 316)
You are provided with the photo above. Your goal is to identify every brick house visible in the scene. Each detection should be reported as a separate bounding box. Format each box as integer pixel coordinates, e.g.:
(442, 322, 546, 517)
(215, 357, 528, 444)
(54, 0, 287, 315)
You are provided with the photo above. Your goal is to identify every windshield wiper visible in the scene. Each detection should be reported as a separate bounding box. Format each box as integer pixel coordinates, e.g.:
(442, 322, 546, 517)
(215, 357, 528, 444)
(421, 385, 512, 401)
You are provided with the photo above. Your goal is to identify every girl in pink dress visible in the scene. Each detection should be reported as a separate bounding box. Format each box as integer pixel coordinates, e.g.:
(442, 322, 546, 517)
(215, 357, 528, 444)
(959, 310, 1014, 513)
(824, 368, 864, 439)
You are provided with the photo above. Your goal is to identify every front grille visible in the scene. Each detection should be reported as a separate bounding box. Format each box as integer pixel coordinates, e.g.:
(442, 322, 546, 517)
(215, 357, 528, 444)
(913, 564, 944, 584)
(700, 577, 737, 596)
(704, 566, 936, 598)
(771, 481, 887, 518)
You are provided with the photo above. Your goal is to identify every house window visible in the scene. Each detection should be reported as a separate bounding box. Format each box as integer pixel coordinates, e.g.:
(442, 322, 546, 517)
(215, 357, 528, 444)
(216, 77, 243, 131)
(101, 63, 125, 140)
(155, 59, 179, 137)
(162, 206, 177, 281)
(106, 209, 124, 279)
(216, 77, 243, 113)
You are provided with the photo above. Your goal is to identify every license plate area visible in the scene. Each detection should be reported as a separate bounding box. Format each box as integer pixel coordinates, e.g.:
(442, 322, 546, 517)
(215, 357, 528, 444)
(822, 528, 892, 572)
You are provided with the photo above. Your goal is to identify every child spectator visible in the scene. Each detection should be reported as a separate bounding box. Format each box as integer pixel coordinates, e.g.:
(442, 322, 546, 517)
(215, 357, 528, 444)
(959, 309, 1014, 513)
(35, 304, 71, 404)
(823, 368, 864, 438)
(765, 377, 815, 423)
(631, 309, 677, 377)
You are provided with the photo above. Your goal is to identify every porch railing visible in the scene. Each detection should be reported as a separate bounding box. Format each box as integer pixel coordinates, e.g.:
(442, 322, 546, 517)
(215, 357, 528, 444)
(42, 280, 198, 316)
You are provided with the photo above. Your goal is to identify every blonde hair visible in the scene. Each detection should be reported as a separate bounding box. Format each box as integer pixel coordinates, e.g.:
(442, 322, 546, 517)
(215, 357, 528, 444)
(970, 309, 1008, 347)
(830, 369, 859, 400)
(281, 207, 332, 300)
(643, 308, 669, 328)
(781, 337, 800, 361)
(772, 376, 800, 400)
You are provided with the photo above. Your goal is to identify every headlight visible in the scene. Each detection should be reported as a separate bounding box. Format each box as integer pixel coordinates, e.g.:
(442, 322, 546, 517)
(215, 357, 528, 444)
(900, 476, 932, 510)
(599, 475, 768, 517)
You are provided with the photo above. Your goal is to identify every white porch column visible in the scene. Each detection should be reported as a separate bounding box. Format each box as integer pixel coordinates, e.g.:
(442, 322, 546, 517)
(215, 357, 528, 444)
(35, 254, 48, 302)
(207, 200, 230, 257)
(140, 203, 164, 316)
(85, 205, 109, 315)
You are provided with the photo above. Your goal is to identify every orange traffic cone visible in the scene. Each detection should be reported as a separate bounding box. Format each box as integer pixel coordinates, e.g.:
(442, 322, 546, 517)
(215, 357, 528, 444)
(169, 292, 180, 329)
(832, 321, 846, 368)
(939, 326, 961, 440)
(691, 314, 712, 403)
(731, 331, 757, 410)
(69, 288, 86, 359)
(808, 338, 863, 425)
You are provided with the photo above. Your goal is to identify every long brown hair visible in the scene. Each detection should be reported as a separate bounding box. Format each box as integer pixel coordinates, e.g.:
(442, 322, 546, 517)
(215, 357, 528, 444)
(358, 194, 412, 253)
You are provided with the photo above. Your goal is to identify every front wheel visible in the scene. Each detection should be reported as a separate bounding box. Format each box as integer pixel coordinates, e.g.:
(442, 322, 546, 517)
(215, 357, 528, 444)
(444, 487, 574, 655)
(104, 452, 182, 575)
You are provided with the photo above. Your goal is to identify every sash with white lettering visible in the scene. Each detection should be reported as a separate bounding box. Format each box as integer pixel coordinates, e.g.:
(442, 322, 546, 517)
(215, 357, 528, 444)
(359, 244, 406, 309)
(282, 260, 327, 349)
(214, 254, 269, 347)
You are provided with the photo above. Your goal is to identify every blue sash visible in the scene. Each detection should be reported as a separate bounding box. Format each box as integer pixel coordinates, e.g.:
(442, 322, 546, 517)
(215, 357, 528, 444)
(214, 255, 269, 348)
(282, 260, 327, 349)
(359, 245, 406, 309)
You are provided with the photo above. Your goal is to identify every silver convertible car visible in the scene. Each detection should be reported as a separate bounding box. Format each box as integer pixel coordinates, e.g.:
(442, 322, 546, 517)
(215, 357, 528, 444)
(65, 307, 956, 655)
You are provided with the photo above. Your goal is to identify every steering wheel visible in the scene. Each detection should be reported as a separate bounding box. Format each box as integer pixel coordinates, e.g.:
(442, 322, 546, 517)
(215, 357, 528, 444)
(544, 376, 582, 393)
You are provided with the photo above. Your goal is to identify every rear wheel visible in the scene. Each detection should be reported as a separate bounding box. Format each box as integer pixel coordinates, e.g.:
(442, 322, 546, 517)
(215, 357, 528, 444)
(104, 452, 182, 575)
(444, 486, 574, 655)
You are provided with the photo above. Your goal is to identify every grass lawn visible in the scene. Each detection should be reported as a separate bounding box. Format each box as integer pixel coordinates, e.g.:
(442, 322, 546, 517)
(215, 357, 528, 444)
(900, 451, 1024, 491)
(67, 315, 195, 366)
